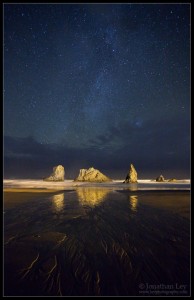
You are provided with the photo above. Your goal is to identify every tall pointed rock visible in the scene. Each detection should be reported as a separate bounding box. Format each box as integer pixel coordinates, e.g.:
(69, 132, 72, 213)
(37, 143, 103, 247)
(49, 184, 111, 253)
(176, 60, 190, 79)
(43, 165, 65, 181)
(123, 164, 137, 183)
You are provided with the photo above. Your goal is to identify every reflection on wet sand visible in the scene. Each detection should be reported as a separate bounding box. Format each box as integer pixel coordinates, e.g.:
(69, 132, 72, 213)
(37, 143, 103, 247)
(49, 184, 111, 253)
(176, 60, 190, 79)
(4, 189, 190, 296)
(129, 195, 138, 212)
(76, 187, 110, 207)
(52, 193, 65, 212)
(123, 183, 138, 191)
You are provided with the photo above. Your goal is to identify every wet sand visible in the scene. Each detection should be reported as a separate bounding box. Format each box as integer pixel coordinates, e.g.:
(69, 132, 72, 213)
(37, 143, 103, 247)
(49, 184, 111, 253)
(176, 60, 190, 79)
(4, 190, 72, 210)
(4, 188, 190, 296)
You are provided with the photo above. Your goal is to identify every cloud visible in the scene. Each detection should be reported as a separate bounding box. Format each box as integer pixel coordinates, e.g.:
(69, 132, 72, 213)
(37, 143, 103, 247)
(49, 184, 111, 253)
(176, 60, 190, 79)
(4, 116, 190, 180)
(84, 116, 190, 177)
(89, 116, 190, 151)
(4, 135, 115, 179)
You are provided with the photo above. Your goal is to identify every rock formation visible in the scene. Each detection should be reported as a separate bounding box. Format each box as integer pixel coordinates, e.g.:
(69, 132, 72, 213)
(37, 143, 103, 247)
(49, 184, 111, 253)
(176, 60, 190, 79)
(74, 167, 112, 182)
(156, 175, 165, 182)
(168, 178, 177, 182)
(44, 165, 65, 181)
(123, 164, 137, 183)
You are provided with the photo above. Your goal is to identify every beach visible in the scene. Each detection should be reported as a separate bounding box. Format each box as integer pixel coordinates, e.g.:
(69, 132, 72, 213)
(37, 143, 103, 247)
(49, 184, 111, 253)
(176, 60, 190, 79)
(3, 178, 191, 190)
(3, 180, 190, 296)
(4, 1, 190, 297)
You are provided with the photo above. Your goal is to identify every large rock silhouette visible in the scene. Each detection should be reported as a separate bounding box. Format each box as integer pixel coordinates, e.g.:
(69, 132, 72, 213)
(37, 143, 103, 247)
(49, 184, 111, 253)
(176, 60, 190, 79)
(156, 175, 165, 182)
(44, 165, 65, 181)
(123, 164, 137, 183)
(74, 167, 112, 182)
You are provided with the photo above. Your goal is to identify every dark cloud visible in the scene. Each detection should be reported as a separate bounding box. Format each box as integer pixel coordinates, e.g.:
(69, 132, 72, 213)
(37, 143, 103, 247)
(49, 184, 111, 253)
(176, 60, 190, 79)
(4, 117, 190, 180)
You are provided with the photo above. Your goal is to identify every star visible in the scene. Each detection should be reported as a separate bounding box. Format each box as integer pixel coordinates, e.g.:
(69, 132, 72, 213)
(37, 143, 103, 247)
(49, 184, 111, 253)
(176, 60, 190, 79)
(3, 3, 190, 178)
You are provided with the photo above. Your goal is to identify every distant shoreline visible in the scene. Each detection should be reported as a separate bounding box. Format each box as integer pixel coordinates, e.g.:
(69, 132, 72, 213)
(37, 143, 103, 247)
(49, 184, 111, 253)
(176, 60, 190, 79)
(3, 179, 190, 192)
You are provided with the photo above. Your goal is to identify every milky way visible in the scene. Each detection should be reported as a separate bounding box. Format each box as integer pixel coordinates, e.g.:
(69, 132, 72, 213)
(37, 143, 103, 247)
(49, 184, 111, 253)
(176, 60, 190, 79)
(4, 3, 190, 179)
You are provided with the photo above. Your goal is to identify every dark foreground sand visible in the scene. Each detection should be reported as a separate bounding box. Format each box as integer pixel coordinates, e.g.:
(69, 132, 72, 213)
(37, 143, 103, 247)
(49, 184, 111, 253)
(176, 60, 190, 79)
(4, 188, 190, 296)
(4, 190, 71, 209)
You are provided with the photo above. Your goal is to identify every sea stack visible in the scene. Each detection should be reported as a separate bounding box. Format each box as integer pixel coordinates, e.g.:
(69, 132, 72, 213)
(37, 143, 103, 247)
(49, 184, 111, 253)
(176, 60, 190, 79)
(43, 165, 65, 181)
(156, 175, 165, 182)
(168, 178, 177, 182)
(74, 167, 112, 182)
(123, 164, 137, 183)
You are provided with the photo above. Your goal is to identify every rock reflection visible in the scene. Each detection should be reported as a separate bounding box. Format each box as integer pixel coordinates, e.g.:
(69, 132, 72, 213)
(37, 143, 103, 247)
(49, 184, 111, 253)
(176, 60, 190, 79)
(52, 193, 65, 212)
(76, 188, 110, 207)
(4, 190, 190, 296)
(129, 195, 138, 212)
(124, 183, 138, 191)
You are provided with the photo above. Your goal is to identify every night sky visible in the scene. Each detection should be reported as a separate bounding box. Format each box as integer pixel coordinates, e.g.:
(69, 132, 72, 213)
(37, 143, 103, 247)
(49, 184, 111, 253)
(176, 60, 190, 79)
(4, 3, 190, 179)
